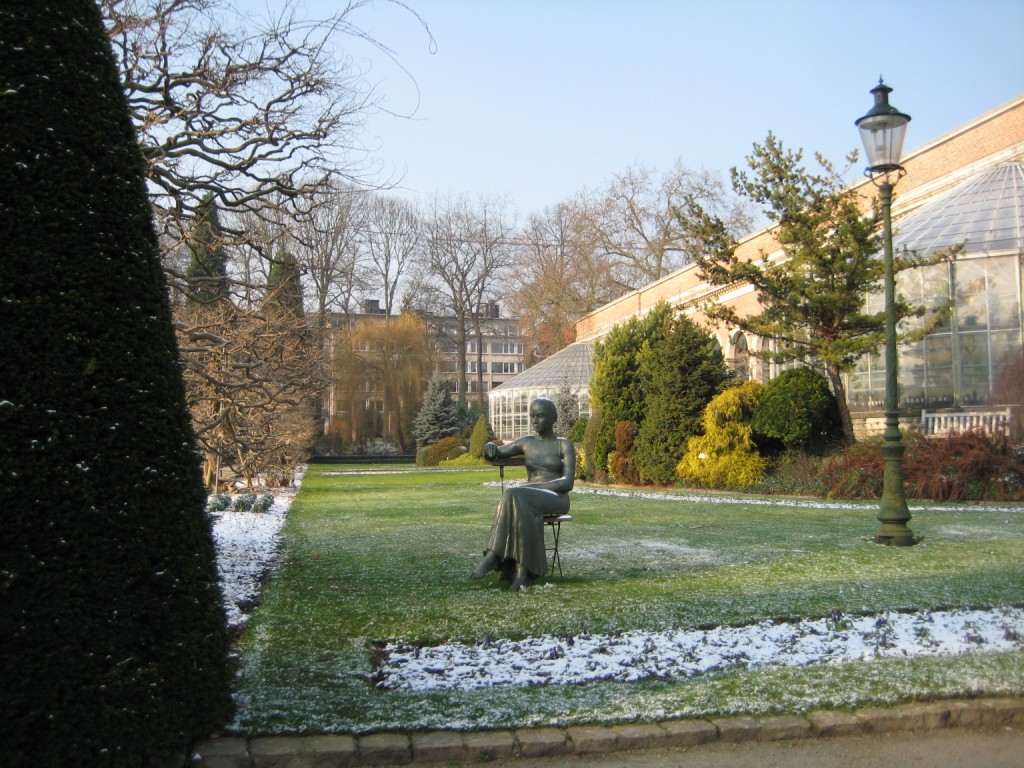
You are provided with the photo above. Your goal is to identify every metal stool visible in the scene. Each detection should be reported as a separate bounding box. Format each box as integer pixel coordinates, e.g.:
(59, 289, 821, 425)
(544, 514, 572, 579)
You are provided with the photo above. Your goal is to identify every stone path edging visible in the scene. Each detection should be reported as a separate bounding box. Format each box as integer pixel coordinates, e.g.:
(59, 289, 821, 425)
(191, 697, 1024, 767)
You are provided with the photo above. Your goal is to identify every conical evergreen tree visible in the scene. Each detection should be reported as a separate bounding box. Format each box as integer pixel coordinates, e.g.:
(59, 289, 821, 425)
(184, 193, 231, 305)
(552, 377, 580, 437)
(633, 314, 732, 485)
(0, 2, 232, 765)
(413, 375, 459, 448)
(265, 245, 305, 319)
(468, 413, 493, 457)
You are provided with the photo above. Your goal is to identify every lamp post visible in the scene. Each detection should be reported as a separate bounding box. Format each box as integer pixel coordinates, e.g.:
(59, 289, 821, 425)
(856, 78, 916, 546)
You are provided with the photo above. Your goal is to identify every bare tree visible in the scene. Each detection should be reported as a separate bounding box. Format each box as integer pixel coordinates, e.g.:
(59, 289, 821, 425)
(580, 159, 753, 293)
(362, 194, 421, 316)
(102, 0, 427, 255)
(179, 301, 324, 489)
(98, 0, 431, 482)
(412, 194, 516, 406)
(511, 200, 617, 363)
(289, 182, 369, 327)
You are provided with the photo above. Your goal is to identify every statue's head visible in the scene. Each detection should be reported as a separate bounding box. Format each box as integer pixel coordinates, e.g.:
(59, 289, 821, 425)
(531, 397, 557, 420)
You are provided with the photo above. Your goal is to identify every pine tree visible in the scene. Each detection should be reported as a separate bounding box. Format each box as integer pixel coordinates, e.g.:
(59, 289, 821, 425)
(681, 133, 956, 440)
(413, 376, 459, 448)
(0, 2, 232, 764)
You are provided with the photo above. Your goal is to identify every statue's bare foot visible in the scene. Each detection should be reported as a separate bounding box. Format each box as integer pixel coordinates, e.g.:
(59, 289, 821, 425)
(510, 564, 530, 591)
(471, 552, 498, 579)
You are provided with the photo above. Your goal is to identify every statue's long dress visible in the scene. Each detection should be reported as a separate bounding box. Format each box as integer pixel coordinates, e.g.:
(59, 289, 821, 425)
(484, 485, 570, 579)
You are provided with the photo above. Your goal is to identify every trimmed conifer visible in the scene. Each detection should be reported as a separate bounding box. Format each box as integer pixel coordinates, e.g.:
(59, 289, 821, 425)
(0, 2, 233, 766)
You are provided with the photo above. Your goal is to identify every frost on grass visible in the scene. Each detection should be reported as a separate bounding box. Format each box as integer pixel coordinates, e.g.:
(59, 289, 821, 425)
(375, 606, 1024, 692)
(211, 481, 298, 628)
(216, 472, 1022, 703)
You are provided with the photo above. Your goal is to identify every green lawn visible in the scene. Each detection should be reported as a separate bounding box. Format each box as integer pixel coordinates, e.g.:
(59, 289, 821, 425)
(231, 463, 1024, 735)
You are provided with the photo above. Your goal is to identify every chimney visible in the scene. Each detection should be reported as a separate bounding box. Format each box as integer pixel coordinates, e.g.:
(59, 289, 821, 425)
(362, 299, 382, 314)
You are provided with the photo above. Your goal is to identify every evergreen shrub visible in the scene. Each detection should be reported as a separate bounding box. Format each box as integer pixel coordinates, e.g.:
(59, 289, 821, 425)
(440, 451, 488, 467)
(231, 493, 274, 513)
(468, 415, 491, 458)
(425, 436, 465, 466)
(632, 314, 731, 485)
(677, 382, 768, 488)
(590, 303, 673, 475)
(416, 445, 431, 467)
(753, 367, 842, 451)
(206, 495, 232, 513)
(567, 416, 588, 443)
(582, 409, 604, 481)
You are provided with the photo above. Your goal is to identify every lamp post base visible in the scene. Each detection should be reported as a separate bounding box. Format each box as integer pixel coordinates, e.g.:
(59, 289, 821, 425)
(874, 530, 917, 546)
(875, 433, 917, 546)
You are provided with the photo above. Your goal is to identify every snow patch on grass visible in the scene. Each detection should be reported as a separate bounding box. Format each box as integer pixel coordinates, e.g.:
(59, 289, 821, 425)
(375, 606, 1024, 691)
(211, 479, 299, 628)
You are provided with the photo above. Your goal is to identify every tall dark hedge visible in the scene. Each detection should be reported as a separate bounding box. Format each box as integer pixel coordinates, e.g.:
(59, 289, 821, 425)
(589, 302, 674, 473)
(0, 2, 233, 766)
(633, 315, 732, 485)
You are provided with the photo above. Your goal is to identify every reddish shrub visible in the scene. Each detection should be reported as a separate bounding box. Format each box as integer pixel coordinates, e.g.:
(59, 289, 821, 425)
(904, 430, 1023, 502)
(819, 431, 1023, 502)
(609, 420, 642, 485)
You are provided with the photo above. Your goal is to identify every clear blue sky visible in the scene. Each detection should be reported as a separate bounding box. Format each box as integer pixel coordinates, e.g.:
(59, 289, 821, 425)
(248, 0, 1024, 218)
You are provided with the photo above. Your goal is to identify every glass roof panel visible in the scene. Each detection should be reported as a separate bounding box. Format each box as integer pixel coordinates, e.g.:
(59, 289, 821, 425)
(893, 163, 1024, 255)
(493, 341, 594, 392)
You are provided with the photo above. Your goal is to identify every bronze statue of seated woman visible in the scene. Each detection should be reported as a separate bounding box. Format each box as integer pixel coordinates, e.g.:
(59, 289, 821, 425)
(472, 397, 576, 590)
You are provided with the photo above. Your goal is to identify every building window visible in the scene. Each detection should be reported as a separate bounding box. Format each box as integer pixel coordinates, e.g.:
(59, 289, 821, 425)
(728, 332, 750, 380)
(491, 341, 523, 355)
(846, 253, 1022, 411)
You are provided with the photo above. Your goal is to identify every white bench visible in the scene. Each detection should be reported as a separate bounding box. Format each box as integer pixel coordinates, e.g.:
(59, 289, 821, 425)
(920, 408, 1012, 437)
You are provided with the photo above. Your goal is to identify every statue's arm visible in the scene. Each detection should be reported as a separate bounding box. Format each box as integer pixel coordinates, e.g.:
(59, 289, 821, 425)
(560, 439, 577, 491)
(545, 439, 576, 493)
(483, 438, 524, 461)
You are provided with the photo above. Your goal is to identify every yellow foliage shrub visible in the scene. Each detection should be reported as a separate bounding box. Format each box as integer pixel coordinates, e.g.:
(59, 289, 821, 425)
(676, 382, 767, 488)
